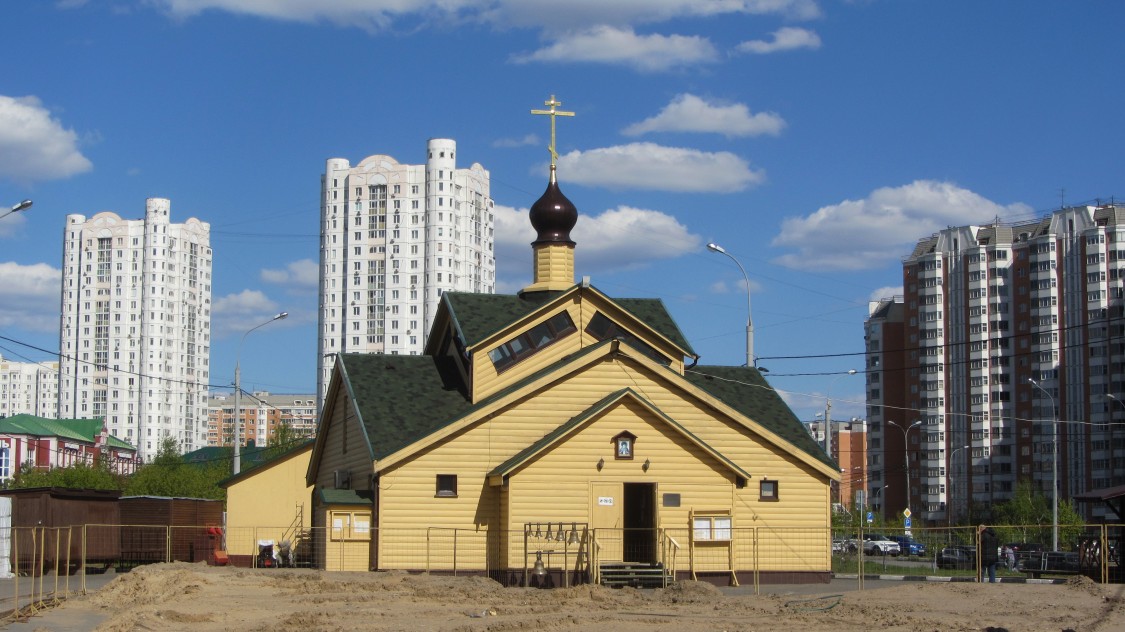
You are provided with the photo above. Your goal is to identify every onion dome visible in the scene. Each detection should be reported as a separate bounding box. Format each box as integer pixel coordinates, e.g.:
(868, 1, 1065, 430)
(528, 169, 577, 246)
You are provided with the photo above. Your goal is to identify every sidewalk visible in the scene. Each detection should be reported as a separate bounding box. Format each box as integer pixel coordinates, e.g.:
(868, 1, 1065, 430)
(1, 570, 117, 631)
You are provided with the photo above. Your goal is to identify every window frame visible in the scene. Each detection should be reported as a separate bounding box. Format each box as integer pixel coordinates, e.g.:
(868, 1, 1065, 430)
(436, 474, 458, 498)
(692, 514, 732, 542)
(760, 479, 779, 502)
(329, 510, 371, 541)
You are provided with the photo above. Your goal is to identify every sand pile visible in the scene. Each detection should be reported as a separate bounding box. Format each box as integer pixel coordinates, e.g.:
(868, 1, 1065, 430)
(34, 562, 1125, 631)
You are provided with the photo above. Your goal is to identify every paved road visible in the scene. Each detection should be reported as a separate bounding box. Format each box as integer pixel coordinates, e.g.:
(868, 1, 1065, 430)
(1, 570, 116, 631)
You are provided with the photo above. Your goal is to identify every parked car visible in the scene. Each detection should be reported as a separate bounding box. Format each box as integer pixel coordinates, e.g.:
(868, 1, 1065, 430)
(862, 534, 901, 556)
(1019, 550, 1081, 577)
(833, 538, 858, 554)
(888, 535, 926, 557)
(937, 545, 976, 569)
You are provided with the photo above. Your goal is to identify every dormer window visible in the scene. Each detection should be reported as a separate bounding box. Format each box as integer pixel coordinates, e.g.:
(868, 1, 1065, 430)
(585, 312, 669, 365)
(488, 311, 576, 372)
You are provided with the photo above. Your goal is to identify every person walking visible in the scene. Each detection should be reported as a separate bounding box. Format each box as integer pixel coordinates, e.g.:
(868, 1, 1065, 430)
(979, 525, 1000, 583)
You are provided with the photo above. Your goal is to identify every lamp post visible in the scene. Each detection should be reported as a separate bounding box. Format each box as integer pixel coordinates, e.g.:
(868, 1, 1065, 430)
(706, 242, 753, 367)
(1029, 378, 1059, 551)
(0, 199, 32, 222)
(950, 444, 970, 524)
(1106, 394, 1125, 484)
(887, 420, 923, 516)
(233, 312, 288, 474)
(823, 369, 858, 467)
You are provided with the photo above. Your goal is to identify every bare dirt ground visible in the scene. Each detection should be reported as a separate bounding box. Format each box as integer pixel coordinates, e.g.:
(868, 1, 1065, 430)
(20, 562, 1125, 631)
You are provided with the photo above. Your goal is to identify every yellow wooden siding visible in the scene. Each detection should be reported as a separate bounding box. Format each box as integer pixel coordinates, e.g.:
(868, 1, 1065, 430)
(373, 359, 829, 571)
(470, 297, 684, 403)
(225, 447, 313, 557)
(320, 506, 372, 571)
(314, 386, 373, 491)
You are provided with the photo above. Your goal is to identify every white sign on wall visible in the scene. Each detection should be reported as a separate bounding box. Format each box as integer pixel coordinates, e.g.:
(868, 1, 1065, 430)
(598, 497, 614, 506)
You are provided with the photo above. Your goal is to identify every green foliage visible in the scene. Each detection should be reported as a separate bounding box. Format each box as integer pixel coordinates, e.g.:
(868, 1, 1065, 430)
(988, 479, 1084, 549)
(9, 457, 125, 491)
(124, 437, 229, 500)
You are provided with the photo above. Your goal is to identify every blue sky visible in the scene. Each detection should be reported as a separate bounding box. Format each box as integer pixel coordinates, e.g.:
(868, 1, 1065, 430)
(1, 0, 1122, 423)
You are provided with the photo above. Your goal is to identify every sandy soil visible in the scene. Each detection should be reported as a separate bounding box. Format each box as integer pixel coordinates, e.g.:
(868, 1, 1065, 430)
(32, 563, 1125, 631)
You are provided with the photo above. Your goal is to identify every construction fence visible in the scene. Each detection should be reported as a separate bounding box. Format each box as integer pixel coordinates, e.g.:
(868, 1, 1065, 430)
(3, 522, 1123, 621)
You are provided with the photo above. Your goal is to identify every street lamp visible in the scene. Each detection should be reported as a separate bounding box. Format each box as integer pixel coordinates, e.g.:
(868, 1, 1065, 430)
(233, 312, 288, 474)
(706, 242, 753, 367)
(0, 199, 32, 222)
(824, 369, 858, 466)
(886, 420, 923, 515)
(950, 444, 970, 525)
(1028, 378, 1059, 551)
(1104, 394, 1124, 485)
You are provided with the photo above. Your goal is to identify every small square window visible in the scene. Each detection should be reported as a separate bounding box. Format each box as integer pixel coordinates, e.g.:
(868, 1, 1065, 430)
(436, 474, 457, 498)
(760, 480, 779, 501)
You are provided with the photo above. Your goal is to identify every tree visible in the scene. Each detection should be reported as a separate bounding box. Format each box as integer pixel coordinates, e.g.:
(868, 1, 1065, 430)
(990, 479, 1084, 549)
(9, 456, 125, 491)
(124, 437, 228, 500)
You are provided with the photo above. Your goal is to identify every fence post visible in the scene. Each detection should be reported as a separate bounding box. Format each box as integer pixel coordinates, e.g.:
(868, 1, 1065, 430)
(80, 525, 87, 593)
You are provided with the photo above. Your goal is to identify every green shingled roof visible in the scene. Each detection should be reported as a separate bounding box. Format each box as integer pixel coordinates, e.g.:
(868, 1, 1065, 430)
(318, 487, 374, 505)
(442, 287, 695, 355)
(339, 342, 829, 471)
(684, 366, 834, 469)
(0, 414, 134, 451)
(340, 353, 477, 461)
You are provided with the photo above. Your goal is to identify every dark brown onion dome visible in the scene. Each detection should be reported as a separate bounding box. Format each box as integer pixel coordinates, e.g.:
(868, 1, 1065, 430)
(529, 173, 577, 246)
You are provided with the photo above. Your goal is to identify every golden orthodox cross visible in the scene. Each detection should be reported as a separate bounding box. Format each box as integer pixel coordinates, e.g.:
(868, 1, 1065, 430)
(530, 94, 574, 168)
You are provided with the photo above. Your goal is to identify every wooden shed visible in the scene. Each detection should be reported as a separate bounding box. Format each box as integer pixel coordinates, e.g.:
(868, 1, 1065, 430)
(0, 487, 122, 573)
(119, 496, 224, 565)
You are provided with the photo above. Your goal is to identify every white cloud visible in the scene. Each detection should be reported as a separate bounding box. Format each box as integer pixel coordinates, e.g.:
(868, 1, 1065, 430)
(492, 134, 540, 149)
(555, 142, 764, 193)
(213, 289, 278, 315)
(736, 26, 821, 54)
(0, 262, 61, 333)
(710, 277, 762, 295)
(211, 289, 287, 337)
(146, 1, 822, 32)
(771, 180, 1033, 271)
(622, 94, 785, 138)
(868, 286, 903, 302)
(261, 258, 319, 291)
(493, 203, 702, 285)
(0, 210, 28, 239)
(514, 26, 718, 72)
(0, 95, 92, 184)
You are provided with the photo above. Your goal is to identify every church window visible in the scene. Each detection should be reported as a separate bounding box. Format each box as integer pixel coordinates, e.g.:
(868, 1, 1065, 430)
(487, 311, 576, 372)
(585, 313, 669, 365)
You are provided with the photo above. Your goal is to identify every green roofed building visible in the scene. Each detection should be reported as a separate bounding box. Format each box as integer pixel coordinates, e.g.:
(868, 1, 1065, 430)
(0, 414, 137, 483)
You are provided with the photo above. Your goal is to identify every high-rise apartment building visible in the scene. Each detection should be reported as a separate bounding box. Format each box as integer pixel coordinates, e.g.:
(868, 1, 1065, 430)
(0, 354, 59, 418)
(867, 202, 1124, 525)
(58, 198, 212, 460)
(317, 139, 495, 409)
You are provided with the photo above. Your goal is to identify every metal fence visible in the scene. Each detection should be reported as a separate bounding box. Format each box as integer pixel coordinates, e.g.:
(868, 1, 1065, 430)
(4, 522, 1125, 621)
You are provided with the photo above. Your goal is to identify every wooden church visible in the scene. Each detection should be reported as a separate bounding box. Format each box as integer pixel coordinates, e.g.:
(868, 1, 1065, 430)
(307, 99, 839, 585)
